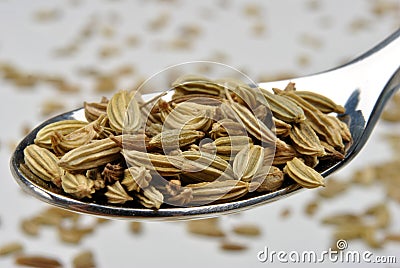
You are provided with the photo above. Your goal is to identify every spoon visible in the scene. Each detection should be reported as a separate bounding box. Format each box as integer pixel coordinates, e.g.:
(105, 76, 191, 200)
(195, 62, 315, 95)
(10, 29, 400, 221)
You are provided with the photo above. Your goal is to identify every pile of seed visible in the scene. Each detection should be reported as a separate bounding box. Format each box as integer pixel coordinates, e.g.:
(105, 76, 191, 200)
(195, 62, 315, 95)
(22, 74, 351, 209)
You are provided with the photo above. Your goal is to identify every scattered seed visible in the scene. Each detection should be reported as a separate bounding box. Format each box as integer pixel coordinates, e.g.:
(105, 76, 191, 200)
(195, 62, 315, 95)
(33, 9, 61, 22)
(180, 24, 202, 38)
(243, 3, 262, 18)
(232, 224, 261, 237)
(41, 100, 66, 117)
(304, 199, 319, 216)
(15, 255, 62, 268)
(20, 219, 40, 236)
(0, 242, 23, 256)
(296, 54, 311, 67)
(351, 167, 376, 186)
(187, 218, 225, 237)
(384, 233, 400, 242)
(371, 0, 400, 16)
(299, 33, 323, 49)
(94, 75, 117, 93)
(318, 178, 348, 198)
(125, 35, 141, 47)
(280, 207, 291, 219)
(100, 25, 115, 39)
(220, 240, 248, 251)
(148, 12, 170, 31)
(251, 21, 266, 36)
(72, 250, 96, 268)
(349, 17, 372, 33)
(98, 46, 120, 59)
(58, 225, 94, 244)
(306, 0, 321, 11)
(168, 38, 192, 50)
(129, 222, 142, 234)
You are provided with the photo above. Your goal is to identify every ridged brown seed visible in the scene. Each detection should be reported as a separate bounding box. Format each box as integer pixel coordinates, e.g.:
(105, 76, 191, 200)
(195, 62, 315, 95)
(161, 179, 182, 197)
(320, 141, 345, 161)
(175, 101, 218, 114)
(180, 112, 214, 131)
(218, 78, 258, 108)
(224, 97, 276, 144)
(253, 105, 269, 121)
(303, 155, 319, 168)
(58, 137, 121, 171)
(166, 187, 193, 206)
(232, 84, 259, 109)
(14, 256, 62, 268)
(293, 90, 345, 114)
(105, 181, 133, 204)
(272, 142, 298, 165)
(274, 88, 344, 150)
(186, 180, 249, 205)
(149, 129, 205, 150)
(110, 134, 149, 152)
(289, 122, 325, 157)
(61, 172, 95, 199)
(121, 166, 152, 192)
(261, 89, 305, 123)
(84, 96, 108, 122)
(253, 166, 284, 192)
(24, 144, 63, 187)
(209, 119, 247, 140)
(159, 101, 215, 131)
(145, 123, 163, 137)
(50, 115, 107, 156)
(233, 145, 274, 183)
(273, 117, 291, 137)
(0, 242, 23, 256)
(137, 186, 164, 209)
(283, 157, 325, 188)
(102, 163, 124, 183)
(201, 136, 252, 156)
(327, 116, 352, 143)
(172, 75, 224, 96)
(19, 163, 60, 192)
(181, 151, 236, 182)
(86, 168, 106, 190)
(216, 102, 240, 121)
(34, 120, 88, 149)
(171, 93, 223, 105)
(123, 149, 182, 176)
(143, 104, 163, 125)
(107, 89, 142, 133)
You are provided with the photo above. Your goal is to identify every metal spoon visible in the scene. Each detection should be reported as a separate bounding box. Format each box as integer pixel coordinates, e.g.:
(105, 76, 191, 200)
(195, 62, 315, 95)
(10, 29, 400, 221)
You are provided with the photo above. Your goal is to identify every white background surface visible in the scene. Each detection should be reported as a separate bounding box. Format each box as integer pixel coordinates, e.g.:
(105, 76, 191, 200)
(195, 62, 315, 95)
(0, 0, 399, 267)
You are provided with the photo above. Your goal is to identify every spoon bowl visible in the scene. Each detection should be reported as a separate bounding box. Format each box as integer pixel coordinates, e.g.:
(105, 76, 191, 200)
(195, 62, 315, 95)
(10, 29, 400, 221)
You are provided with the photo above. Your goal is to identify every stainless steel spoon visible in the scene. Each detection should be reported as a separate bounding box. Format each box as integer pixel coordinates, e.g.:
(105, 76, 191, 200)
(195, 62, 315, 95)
(10, 29, 400, 221)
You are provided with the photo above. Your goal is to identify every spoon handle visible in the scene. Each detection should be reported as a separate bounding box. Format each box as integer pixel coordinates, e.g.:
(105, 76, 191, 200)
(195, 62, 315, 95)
(345, 28, 400, 96)
(259, 29, 400, 110)
(344, 28, 400, 68)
